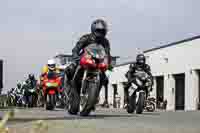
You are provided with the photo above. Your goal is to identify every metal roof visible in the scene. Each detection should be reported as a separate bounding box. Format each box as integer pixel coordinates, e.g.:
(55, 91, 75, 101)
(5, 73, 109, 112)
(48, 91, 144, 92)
(144, 35, 200, 53)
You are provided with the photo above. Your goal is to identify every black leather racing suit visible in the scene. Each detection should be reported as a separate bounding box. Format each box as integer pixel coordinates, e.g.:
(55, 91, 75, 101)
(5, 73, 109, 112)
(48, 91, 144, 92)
(124, 62, 153, 104)
(66, 33, 111, 93)
(72, 33, 111, 63)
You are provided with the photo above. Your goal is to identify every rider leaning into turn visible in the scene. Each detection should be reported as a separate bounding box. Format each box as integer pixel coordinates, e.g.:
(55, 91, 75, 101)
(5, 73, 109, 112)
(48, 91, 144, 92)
(124, 54, 153, 107)
(65, 19, 112, 88)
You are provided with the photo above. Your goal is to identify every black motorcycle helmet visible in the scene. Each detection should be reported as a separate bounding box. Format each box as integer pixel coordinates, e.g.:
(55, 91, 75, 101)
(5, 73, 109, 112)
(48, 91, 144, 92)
(136, 54, 146, 65)
(91, 19, 108, 39)
(17, 82, 21, 89)
(28, 74, 35, 80)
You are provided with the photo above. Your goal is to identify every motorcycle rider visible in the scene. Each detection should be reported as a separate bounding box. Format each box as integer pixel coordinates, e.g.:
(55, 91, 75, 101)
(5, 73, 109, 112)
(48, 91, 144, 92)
(124, 54, 153, 107)
(15, 82, 25, 105)
(40, 59, 62, 104)
(41, 59, 60, 80)
(40, 59, 61, 89)
(65, 19, 112, 95)
(15, 82, 23, 94)
(9, 88, 15, 94)
(25, 74, 37, 89)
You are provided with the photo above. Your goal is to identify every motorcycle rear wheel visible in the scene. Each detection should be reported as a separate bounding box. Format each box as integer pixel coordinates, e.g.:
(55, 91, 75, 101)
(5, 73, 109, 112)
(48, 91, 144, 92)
(68, 87, 80, 115)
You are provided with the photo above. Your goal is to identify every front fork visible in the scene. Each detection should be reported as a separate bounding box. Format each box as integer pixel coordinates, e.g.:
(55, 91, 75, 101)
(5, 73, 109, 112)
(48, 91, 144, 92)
(80, 70, 88, 96)
(80, 70, 100, 101)
(129, 83, 146, 104)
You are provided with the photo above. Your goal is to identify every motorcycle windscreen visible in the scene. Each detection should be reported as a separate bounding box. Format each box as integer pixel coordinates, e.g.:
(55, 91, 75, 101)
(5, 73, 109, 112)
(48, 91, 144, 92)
(47, 71, 57, 79)
(85, 43, 107, 60)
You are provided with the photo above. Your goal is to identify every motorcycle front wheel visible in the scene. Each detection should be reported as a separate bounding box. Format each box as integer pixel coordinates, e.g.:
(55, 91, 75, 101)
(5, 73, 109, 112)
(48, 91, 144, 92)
(46, 94, 56, 110)
(68, 88, 80, 115)
(79, 81, 99, 116)
(127, 93, 136, 113)
(37, 90, 44, 107)
(136, 92, 145, 114)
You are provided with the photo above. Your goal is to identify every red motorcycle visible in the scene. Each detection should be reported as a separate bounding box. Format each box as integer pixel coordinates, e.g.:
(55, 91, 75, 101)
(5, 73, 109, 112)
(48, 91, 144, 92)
(67, 43, 108, 116)
(42, 72, 62, 110)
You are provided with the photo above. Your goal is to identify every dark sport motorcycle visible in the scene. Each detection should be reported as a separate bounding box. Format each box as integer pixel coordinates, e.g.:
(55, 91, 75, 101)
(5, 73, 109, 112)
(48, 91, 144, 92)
(127, 71, 153, 114)
(66, 43, 108, 116)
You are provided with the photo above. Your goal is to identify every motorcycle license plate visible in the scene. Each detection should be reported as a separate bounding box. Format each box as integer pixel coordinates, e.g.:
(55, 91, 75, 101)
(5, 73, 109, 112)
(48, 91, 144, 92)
(46, 82, 58, 87)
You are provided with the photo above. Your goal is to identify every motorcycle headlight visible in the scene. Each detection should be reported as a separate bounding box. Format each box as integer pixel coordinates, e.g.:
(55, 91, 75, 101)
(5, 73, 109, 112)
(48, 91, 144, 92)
(85, 54, 92, 59)
(46, 82, 58, 87)
(30, 89, 34, 92)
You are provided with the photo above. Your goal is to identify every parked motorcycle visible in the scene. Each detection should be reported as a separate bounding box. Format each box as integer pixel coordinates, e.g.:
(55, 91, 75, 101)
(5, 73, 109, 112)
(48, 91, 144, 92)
(66, 43, 108, 116)
(127, 71, 153, 114)
(42, 72, 62, 110)
(144, 96, 156, 112)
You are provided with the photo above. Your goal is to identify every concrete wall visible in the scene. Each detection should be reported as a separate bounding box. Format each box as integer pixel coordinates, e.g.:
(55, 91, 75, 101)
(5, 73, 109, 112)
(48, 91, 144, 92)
(100, 38, 200, 110)
(145, 38, 200, 111)
(101, 64, 129, 108)
(145, 39, 200, 75)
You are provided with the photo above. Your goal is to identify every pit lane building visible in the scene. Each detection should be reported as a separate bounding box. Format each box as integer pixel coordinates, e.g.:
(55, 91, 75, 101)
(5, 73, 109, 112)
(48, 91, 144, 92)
(107, 35, 200, 111)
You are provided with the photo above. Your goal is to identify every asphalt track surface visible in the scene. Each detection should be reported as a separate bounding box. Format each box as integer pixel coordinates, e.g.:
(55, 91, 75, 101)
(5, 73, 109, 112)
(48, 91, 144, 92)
(1, 107, 200, 133)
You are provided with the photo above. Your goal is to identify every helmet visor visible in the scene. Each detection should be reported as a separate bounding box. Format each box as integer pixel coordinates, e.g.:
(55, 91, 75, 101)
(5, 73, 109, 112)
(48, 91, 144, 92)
(138, 59, 145, 64)
(48, 64, 56, 70)
(94, 29, 106, 37)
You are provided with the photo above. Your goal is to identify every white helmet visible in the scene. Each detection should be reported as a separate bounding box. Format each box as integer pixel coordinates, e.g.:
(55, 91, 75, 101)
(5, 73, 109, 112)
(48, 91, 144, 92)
(47, 59, 56, 71)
